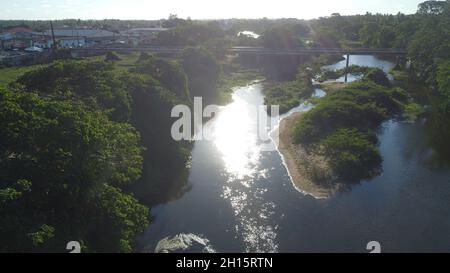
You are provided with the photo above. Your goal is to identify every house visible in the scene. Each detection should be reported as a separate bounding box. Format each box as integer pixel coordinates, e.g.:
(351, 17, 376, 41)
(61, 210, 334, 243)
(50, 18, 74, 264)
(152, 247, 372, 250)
(0, 26, 34, 49)
(2, 39, 32, 49)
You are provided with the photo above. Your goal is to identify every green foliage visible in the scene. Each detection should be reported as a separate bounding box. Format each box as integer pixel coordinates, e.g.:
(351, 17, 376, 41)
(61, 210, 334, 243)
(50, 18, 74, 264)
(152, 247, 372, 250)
(403, 102, 426, 121)
(418, 0, 449, 14)
(217, 69, 264, 104)
(50, 49, 74, 61)
(0, 52, 199, 252)
(437, 59, 450, 96)
(136, 52, 153, 63)
(0, 179, 31, 205)
(161, 14, 188, 28)
(105, 51, 122, 62)
(156, 23, 225, 46)
(360, 22, 396, 48)
(363, 68, 392, 87)
(181, 47, 220, 103)
(125, 74, 192, 206)
(15, 60, 133, 122)
(261, 26, 303, 49)
(0, 88, 146, 252)
(28, 224, 55, 247)
(291, 80, 409, 182)
(203, 37, 233, 60)
(0, 64, 46, 89)
(264, 67, 313, 114)
(133, 57, 190, 101)
(311, 26, 341, 48)
(87, 184, 149, 253)
(320, 128, 382, 181)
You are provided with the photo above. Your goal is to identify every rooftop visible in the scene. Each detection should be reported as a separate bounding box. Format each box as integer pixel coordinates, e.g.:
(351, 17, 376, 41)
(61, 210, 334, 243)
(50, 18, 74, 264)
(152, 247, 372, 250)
(43, 29, 115, 38)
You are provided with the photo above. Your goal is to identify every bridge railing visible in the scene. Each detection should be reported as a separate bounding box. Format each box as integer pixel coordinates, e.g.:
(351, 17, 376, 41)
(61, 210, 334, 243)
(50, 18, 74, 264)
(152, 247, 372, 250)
(71, 46, 407, 55)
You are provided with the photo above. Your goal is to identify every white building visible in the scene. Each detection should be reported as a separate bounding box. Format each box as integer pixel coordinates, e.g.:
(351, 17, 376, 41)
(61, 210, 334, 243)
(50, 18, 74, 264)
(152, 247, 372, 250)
(57, 37, 86, 48)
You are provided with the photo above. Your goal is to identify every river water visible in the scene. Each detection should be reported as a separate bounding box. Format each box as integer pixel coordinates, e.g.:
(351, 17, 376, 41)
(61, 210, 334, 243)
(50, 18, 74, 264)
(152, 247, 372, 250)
(140, 55, 450, 253)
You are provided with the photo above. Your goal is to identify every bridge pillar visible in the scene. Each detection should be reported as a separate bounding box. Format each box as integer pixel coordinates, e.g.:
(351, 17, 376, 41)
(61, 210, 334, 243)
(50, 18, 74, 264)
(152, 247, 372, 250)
(344, 54, 350, 83)
(395, 55, 400, 68)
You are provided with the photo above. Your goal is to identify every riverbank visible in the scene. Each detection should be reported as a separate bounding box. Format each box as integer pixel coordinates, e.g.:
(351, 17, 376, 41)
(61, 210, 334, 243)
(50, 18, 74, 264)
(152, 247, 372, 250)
(217, 69, 264, 104)
(274, 112, 341, 199)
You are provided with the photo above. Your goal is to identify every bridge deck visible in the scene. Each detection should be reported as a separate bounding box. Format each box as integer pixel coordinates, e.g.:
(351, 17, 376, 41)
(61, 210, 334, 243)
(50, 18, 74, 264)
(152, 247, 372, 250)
(71, 46, 407, 56)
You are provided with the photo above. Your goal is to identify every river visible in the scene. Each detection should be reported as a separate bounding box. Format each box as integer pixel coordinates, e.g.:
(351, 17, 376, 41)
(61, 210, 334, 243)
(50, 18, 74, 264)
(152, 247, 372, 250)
(140, 55, 450, 253)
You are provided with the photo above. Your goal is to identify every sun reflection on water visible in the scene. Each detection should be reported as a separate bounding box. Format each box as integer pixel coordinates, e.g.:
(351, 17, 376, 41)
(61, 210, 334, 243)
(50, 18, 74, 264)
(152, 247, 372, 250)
(209, 90, 262, 179)
(200, 84, 327, 252)
(203, 84, 280, 252)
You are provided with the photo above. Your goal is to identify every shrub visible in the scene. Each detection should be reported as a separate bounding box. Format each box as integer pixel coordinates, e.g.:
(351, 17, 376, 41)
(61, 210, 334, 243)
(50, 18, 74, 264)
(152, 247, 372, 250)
(105, 51, 121, 62)
(320, 128, 382, 181)
(363, 68, 391, 87)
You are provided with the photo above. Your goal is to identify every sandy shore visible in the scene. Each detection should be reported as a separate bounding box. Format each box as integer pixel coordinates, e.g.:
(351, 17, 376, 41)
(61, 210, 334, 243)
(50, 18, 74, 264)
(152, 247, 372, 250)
(274, 112, 342, 199)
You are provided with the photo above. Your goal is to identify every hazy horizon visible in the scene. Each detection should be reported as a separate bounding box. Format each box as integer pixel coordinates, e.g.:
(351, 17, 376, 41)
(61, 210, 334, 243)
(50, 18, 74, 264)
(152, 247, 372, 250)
(1, 0, 424, 21)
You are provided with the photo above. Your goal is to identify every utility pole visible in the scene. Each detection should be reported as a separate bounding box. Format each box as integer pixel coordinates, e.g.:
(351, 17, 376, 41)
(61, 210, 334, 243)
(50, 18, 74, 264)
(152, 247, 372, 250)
(50, 20, 57, 50)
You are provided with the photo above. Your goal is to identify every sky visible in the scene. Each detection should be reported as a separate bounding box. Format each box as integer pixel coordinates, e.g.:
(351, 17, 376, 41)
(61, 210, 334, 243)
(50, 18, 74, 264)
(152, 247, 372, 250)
(0, 0, 425, 20)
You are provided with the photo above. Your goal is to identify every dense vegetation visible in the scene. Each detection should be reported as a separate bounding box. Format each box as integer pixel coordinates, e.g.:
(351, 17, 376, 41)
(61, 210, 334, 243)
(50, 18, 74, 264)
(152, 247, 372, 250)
(292, 75, 410, 181)
(0, 0, 449, 252)
(0, 87, 148, 252)
(0, 46, 223, 251)
(180, 47, 221, 104)
(264, 67, 313, 114)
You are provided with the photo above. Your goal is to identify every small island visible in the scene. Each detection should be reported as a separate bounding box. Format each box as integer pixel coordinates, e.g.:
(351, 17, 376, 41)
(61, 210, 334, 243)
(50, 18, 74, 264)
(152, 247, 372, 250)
(275, 111, 340, 198)
(275, 69, 418, 198)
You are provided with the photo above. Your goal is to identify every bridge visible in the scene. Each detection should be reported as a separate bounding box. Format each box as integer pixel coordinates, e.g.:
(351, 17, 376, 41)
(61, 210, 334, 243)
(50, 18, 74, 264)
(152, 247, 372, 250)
(71, 46, 407, 82)
(71, 46, 407, 56)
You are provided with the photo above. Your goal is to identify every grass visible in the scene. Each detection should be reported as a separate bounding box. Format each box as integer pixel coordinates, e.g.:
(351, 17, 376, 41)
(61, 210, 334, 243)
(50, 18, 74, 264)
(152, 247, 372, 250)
(390, 69, 410, 81)
(1, 53, 260, 106)
(403, 102, 426, 122)
(86, 52, 141, 71)
(0, 52, 141, 89)
(0, 64, 46, 88)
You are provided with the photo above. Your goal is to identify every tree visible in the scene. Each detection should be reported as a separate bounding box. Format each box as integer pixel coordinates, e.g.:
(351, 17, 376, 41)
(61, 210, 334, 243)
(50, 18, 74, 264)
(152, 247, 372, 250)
(161, 14, 187, 28)
(261, 26, 301, 49)
(418, 0, 448, 15)
(320, 128, 382, 181)
(363, 68, 391, 87)
(181, 47, 220, 103)
(156, 23, 225, 46)
(87, 184, 149, 252)
(0, 88, 147, 252)
(105, 51, 121, 62)
(134, 57, 190, 101)
(437, 59, 450, 96)
(290, 23, 311, 37)
(16, 60, 133, 122)
(311, 26, 341, 48)
(124, 74, 192, 206)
